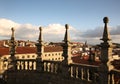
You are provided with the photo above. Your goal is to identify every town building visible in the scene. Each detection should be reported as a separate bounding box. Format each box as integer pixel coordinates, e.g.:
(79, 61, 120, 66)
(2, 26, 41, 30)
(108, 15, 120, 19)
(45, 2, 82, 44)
(0, 17, 120, 84)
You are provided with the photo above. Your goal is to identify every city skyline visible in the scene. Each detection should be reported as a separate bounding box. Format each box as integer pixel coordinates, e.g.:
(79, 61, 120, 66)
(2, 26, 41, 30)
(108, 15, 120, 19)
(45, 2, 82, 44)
(0, 0, 120, 44)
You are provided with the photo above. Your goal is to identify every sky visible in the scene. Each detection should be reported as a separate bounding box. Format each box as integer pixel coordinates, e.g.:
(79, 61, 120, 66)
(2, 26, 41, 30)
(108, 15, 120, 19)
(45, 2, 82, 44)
(0, 0, 120, 44)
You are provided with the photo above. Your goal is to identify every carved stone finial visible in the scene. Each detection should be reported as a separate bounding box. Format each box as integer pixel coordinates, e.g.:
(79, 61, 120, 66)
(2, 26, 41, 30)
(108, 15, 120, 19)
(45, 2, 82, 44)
(103, 17, 109, 23)
(101, 17, 111, 42)
(64, 24, 70, 43)
(99, 17, 114, 84)
(38, 26, 43, 43)
(11, 27, 14, 31)
(65, 24, 69, 29)
(39, 26, 42, 31)
(11, 27, 15, 38)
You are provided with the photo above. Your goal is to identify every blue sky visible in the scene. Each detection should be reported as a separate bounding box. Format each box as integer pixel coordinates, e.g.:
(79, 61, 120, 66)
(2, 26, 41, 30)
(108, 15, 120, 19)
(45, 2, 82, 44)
(0, 0, 120, 44)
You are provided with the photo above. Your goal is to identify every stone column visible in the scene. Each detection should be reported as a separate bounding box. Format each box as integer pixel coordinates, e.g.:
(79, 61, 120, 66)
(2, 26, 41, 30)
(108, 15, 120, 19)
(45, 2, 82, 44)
(99, 17, 114, 84)
(36, 27, 44, 72)
(61, 24, 72, 78)
(8, 28, 17, 70)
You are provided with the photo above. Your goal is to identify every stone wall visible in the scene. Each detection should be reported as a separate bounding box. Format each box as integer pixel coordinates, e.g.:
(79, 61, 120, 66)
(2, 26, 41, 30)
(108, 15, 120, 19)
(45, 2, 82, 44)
(5, 70, 94, 84)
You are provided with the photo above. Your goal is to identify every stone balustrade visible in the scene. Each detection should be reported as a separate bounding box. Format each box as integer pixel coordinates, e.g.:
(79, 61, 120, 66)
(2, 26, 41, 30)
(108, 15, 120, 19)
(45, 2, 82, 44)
(110, 69, 120, 84)
(2, 59, 120, 84)
(70, 63, 99, 83)
(16, 59, 36, 70)
(43, 60, 61, 73)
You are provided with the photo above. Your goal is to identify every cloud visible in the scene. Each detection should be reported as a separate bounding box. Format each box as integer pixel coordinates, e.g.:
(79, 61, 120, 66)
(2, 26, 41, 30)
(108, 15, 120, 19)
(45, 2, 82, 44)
(0, 19, 20, 37)
(81, 27, 103, 38)
(0, 18, 120, 44)
(43, 24, 78, 42)
(111, 25, 120, 35)
(74, 25, 120, 44)
(0, 18, 78, 42)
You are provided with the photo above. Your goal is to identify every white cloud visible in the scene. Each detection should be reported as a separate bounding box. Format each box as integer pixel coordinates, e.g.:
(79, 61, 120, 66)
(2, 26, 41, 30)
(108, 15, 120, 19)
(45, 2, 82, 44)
(0, 18, 78, 42)
(75, 26, 120, 44)
(0, 19, 20, 37)
(0, 18, 120, 44)
(42, 24, 78, 42)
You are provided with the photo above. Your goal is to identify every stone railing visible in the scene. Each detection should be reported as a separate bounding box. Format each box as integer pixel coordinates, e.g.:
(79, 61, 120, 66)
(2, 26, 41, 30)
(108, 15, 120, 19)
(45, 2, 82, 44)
(109, 69, 120, 84)
(43, 60, 61, 73)
(3, 59, 120, 84)
(16, 59, 36, 71)
(70, 63, 99, 83)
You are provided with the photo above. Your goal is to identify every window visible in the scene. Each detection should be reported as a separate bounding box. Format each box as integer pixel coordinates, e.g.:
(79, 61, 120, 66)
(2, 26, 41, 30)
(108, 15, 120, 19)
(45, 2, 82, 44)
(16, 56, 19, 59)
(27, 55, 30, 58)
(32, 55, 35, 58)
(58, 58, 60, 60)
(4, 57, 7, 60)
(22, 56, 25, 58)
(55, 58, 57, 60)
(45, 54, 47, 56)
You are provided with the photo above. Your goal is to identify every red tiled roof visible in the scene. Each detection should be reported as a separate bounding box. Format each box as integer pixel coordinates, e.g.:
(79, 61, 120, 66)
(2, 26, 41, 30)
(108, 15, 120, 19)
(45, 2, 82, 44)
(0, 46, 63, 56)
(16, 47, 36, 54)
(0, 41, 4, 47)
(44, 46, 63, 52)
(0, 47, 9, 56)
(72, 56, 101, 66)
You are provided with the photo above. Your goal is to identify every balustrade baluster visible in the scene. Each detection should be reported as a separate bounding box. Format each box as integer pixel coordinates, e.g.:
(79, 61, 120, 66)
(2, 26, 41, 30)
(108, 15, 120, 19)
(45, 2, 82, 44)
(22, 61, 24, 70)
(27, 61, 29, 70)
(81, 68, 84, 80)
(44, 62, 46, 71)
(30, 61, 33, 70)
(87, 69, 90, 81)
(25, 61, 27, 70)
(53, 63, 56, 73)
(31, 61, 34, 70)
(109, 73, 115, 84)
(55, 63, 58, 73)
(23, 61, 25, 70)
(83, 67, 87, 80)
(46, 62, 48, 72)
(20, 61, 22, 70)
(76, 67, 78, 78)
(33, 61, 36, 70)
(73, 66, 76, 78)
(48, 63, 51, 72)
(24, 61, 27, 70)
(51, 63, 54, 73)
(78, 67, 82, 79)
(70, 66, 73, 77)
(17, 61, 19, 70)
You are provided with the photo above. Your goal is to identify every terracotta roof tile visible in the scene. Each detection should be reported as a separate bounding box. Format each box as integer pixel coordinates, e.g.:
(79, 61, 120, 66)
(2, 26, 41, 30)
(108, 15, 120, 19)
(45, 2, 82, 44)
(44, 46, 63, 52)
(0, 46, 63, 56)
(72, 56, 101, 66)
(0, 47, 9, 56)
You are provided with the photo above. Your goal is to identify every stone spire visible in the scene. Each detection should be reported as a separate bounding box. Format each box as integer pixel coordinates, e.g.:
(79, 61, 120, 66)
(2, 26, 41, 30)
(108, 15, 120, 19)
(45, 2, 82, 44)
(36, 27, 44, 71)
(100, 17, 113, 64)
(99, 17, 114, 84)
(11, 28, 15, 41)
(60, 24, 72, 78)
(8, 27, 17, 70)
(9, 27, 16, 60)
(101, 17, 111, 42)
(64, 24, 70, 44)
(38, 27, 43, 43)
(36, 27, 44, 60)
(62, 24, 72, 64)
